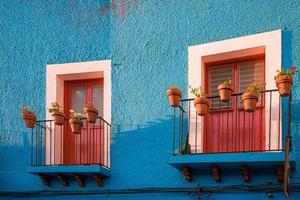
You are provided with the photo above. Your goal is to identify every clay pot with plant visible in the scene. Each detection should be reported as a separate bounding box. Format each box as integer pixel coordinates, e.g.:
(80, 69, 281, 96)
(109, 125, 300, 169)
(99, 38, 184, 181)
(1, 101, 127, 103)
(20, 106, 36, 128)
(69, 110, 83, 134)
(189, 86, 209, 116)
(166, 85, 182, 107)
(242, 81, 264, 112)
(274, 66, 297, 96)
(84, 103, 99, 123)
(218, 79, 233, 102)
(48, 102, 65, 126)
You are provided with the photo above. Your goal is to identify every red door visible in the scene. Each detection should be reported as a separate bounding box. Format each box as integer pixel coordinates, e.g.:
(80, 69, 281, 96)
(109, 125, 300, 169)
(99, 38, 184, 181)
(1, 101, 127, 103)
(63, 79, 105, 165)
(204, 57, 265, 153)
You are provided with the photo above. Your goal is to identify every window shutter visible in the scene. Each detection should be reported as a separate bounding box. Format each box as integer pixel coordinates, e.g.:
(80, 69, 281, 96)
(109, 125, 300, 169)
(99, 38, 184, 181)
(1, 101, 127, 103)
(238, 61, 264, 92)
(238, 61, 264, 106)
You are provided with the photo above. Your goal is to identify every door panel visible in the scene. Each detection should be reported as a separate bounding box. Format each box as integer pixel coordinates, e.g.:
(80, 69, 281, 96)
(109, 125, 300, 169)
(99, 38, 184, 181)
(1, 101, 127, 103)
(73, 123, 104, 165)
(204, 64, 234, 153)
(63, 79, 104, 165)
(237, 60, 265, 152)
(204, 59, 265, 153)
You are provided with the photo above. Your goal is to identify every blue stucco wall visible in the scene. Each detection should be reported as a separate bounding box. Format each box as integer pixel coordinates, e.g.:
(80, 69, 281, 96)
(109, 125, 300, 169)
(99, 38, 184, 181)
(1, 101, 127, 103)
(1, 0, 300, 199)
(0, 0, 110, 193)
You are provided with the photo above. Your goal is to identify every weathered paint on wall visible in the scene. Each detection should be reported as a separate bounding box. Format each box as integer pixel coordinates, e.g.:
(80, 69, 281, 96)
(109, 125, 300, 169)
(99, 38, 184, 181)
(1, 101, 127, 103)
(1, 0, 300, 199)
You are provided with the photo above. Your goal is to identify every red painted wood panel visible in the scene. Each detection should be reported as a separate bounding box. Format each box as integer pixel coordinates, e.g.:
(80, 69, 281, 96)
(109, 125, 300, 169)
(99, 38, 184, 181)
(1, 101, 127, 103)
(63, 78, 104, 165)
(204, 57, 265, 153)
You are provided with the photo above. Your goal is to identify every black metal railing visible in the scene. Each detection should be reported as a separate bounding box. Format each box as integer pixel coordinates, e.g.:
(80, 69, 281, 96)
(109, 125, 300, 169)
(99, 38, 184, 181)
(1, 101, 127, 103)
(172, 89, 292, 155)
(31, 117, 111, 168)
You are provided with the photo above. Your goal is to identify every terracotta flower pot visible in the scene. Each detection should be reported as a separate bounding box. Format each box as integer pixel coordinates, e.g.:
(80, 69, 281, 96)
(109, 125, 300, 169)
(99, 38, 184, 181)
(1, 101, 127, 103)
(84, 106, 99, 123)
(217, 84, 233, 102)
(194, 97, 209, 116)
(242, 92, 258, 112)
(167, 88, 182, 107)
(22, 113, 36, 128)
(69, 119, 83, 134)
(52, 111, 65, 126)
(275, 75, 293, 96)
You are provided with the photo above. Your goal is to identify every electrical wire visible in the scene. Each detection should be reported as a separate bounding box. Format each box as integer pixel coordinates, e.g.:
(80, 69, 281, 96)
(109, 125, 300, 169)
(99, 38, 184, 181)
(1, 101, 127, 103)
(1, 184, 300, 197)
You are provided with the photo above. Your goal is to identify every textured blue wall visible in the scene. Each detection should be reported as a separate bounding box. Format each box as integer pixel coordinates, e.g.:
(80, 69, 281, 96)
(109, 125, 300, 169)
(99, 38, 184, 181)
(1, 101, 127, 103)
(1, 0, 300, 199)
(0, 0, 110, 192)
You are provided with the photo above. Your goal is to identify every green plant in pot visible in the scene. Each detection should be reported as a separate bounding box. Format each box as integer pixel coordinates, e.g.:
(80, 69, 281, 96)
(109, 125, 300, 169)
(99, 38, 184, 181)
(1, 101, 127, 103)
(218, 79, 233, 102)
(242, 80, 264, 112)
(69, 109, 83, 134)
(189, 86, 209, 116)
(48, 102, 65, 126)
(274, 65, 297, 96)
(178, 133, 191, 155)
(166, 85, 182, 107)
(20, 106, 36, 128)
(83, 102, 99, 123)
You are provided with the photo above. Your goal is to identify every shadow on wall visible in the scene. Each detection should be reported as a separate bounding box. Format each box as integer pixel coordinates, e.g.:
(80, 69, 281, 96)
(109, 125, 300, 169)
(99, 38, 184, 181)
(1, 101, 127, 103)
(108, 116, 186, 187)
(112, 115, 176, 147)
(0, 116, 184, 190)
(0, 128, 40, 191)
(0, 129, 31, 171)
(281, 30, 293, 139)
(282, 30, 292, 68)
(111, 111, 186, 150)
(291, 99, 300, 157)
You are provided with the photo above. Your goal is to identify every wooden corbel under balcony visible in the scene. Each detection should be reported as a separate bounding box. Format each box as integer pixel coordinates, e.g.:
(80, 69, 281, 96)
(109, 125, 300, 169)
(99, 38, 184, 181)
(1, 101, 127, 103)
(93, 174, 104, 187)
(73, 173, 85, 187)
(39, 174, 51, 186)
(181, 165, 192, 182)
(57, 174, 68, 186)
(276, 165, 284, 183)
(241, 164, 250, 182)
(211, 164, 221, 182)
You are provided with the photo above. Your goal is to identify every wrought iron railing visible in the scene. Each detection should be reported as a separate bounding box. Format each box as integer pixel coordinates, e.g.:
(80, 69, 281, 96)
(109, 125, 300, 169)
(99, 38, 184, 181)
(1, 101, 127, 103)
(172, 89, 291, 155)
(31, 117, 111, 168)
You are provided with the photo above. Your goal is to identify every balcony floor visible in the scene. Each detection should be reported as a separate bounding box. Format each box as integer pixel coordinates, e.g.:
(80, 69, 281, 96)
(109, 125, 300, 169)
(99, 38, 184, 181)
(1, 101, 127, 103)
(169, 151, 295, 170)
(28, 165, 110, 176)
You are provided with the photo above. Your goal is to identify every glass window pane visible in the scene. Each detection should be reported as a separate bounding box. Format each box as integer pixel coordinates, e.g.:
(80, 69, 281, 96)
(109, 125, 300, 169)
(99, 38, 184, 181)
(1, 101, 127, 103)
(92, 85, 103, 117)
(71, 86, 86, 114)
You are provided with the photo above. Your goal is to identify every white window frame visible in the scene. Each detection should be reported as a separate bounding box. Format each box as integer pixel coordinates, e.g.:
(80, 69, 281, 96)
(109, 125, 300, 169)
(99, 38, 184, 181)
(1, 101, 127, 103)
(45, 60, 111, 166)
(188, 30, 281, 153)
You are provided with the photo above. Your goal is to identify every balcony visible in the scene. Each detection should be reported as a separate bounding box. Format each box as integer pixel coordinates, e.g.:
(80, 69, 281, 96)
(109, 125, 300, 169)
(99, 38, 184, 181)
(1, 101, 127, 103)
(168, 89, 294, 182)
(27, 117, 111, 187)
